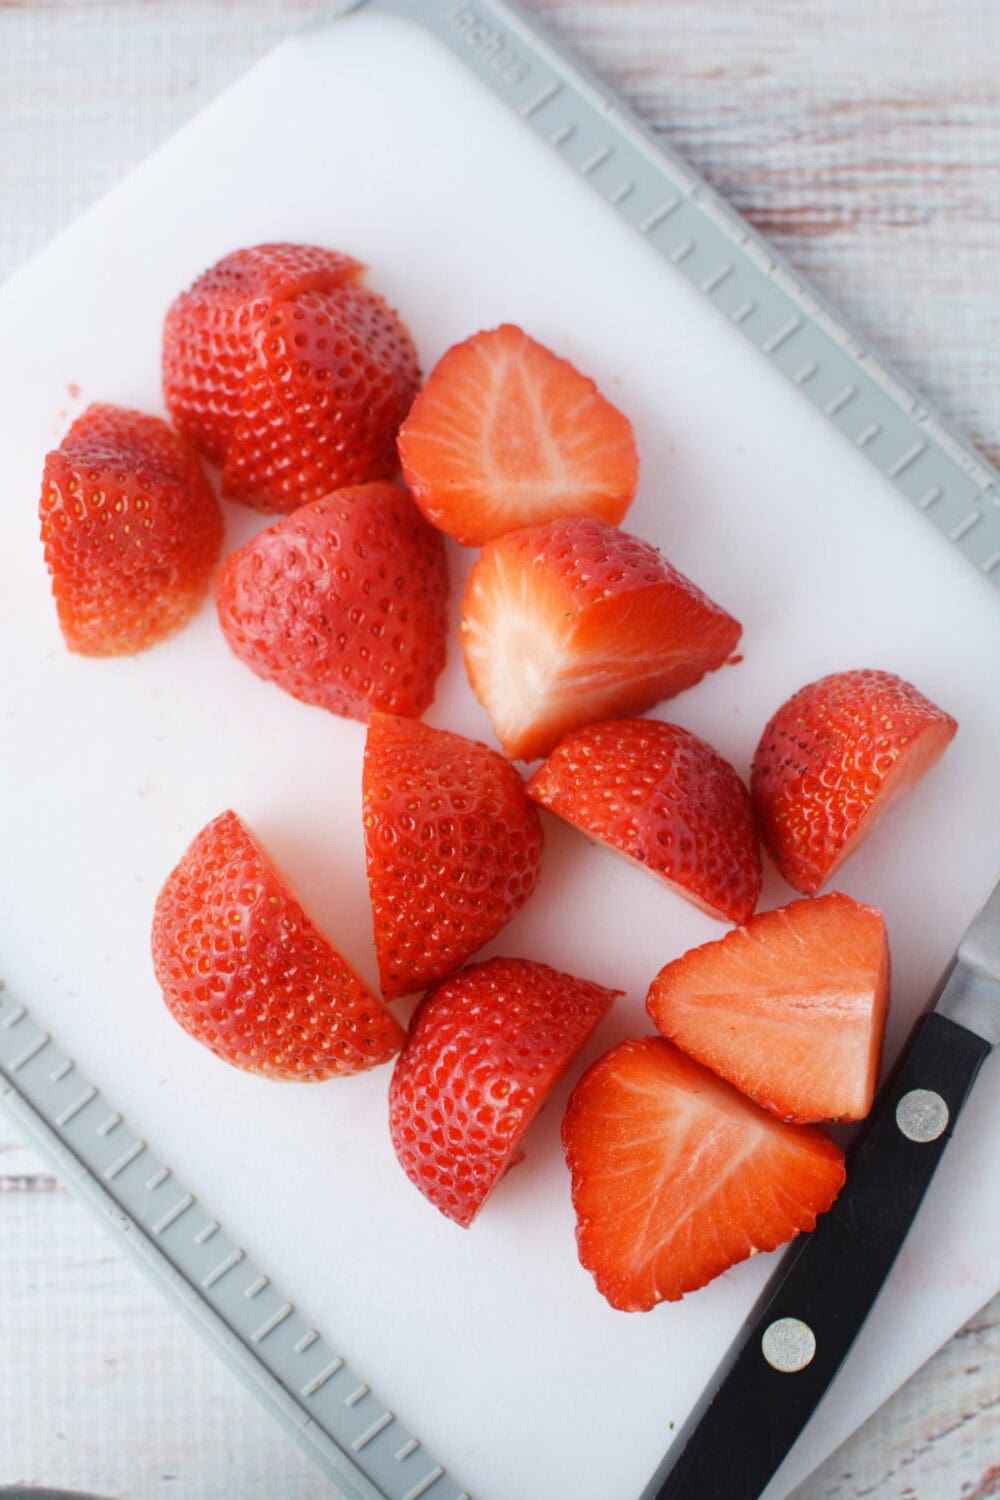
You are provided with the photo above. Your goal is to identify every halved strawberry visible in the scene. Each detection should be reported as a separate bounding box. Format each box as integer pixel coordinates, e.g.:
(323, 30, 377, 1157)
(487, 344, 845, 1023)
(646, 894, 890, 1122)
(163, 243, 418, 511)
(751, 669, 957, 895)
(364, 715, 544, 997)
(214, 482, 449, 721)
(389, 957, 618, 1226)
(528, 719, 760, 923)
(397, 324, 639, 546)
(460, 517, 741, 762)
(562, 1037, 846, 1310)
(151, 810, 403, 1079)
(39, 402, 223, 656)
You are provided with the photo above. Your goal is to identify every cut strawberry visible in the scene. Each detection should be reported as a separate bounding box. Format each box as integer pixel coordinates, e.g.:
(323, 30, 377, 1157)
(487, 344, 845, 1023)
(214, 482, 449, 721)
(562, 1037, 846, 1310)
(364, 714, 544, 997)
(460, 517, 741, 762)
(751, 669, 957, 895)
(389, 957, 618, 1226)
(646, 894, 890, 1121)
(397, 324, 639, 546)
(39, 402, 223, 656)
(151, 809, 403, 1079)
(163, 243, 418, 511)
(528, 718, 760, 923)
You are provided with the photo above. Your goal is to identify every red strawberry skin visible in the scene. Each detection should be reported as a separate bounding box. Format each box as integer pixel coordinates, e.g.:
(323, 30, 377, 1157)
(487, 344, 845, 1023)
(389, 957, 618, 1226)
(214, 482, 449, 721)
(163, 244, 419, 512)
(40, 402, 223, 656)
(151, 810, 403, 1079)
(460, 517, 742, 762)
(646, 893, 890, 1122)
(364, 714, 544, 998)
(562, 1037, 846, 1310)
(528, 719, 761, 923)
(751, 669, 957, 894)
(397, 324, 639, 545)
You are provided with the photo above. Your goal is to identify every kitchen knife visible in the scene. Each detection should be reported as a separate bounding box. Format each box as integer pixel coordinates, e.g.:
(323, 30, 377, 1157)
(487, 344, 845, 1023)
(642, 871, 1000, 1500)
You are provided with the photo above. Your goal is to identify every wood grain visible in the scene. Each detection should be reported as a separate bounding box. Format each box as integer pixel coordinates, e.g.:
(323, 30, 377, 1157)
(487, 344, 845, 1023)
(1, 2, 998, 1497)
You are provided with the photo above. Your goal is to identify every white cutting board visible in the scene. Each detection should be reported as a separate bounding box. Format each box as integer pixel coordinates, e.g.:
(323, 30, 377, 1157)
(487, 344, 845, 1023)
(1, 11, 998, 1499)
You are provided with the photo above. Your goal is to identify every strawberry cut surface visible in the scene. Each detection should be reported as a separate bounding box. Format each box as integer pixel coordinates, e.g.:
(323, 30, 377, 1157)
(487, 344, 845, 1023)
(389, 957, 618, 1226)
(163, 243, 418, 512)
(562, 1037, 846, 1310)
(397, 324, 639, 546)
(40, 402, 223, 656)
(214, 482, 449, 721)
(460, 516, 741, 761)
(364, 714, 544, 997)
(152, 810, 403, 1079)
(528, 718, 761, 923)
(751, 669, 957, 895)
(646, 893, 890, 1122)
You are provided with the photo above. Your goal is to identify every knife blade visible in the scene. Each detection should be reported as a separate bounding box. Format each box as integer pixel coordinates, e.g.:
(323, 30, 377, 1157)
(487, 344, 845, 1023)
(641, 871, 1000, 1500)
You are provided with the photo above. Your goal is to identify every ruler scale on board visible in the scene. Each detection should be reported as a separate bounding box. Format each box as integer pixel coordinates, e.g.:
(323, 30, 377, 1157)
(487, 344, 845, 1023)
(0, 983, 466, 1500)
(3, 4, 999, 1500)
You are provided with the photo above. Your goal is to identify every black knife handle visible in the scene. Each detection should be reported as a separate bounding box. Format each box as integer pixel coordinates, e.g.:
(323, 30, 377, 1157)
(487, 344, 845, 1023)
(641, 1011, 992, 1500)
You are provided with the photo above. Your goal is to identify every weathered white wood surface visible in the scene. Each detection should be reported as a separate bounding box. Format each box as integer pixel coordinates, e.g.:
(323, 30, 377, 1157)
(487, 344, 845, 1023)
(1, 2, 998, 1497)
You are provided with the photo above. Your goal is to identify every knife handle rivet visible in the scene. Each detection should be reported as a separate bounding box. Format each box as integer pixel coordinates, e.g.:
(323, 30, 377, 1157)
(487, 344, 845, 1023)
(895, 1088, 949, 1143)
(761, 1317, 816, 1373)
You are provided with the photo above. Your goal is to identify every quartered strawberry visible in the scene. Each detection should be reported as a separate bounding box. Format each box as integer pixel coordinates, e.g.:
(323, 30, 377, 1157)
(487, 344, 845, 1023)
(39, 402, 223, 656)
(397, 324, 639, 545)
(646, 893, 890, 1122)
(163, 243, 418, 511)
(751, 669, 957, 895)
(460, 517, 741, 762)
(151, 809, 403, 1079)
(363, 715, 544, 997)
(215, 482, 449, 721)
(389, 957, 618, 1226)
(528, 719, 760, 923)
(562, 1037, 846, 1310)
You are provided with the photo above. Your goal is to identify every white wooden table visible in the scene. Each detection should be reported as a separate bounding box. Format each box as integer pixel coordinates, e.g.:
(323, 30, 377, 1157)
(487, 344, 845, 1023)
(2, 3, 998, 1496)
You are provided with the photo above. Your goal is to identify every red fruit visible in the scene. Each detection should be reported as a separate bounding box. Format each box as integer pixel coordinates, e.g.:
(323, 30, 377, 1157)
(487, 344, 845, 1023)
(460, 517, 741, 762)
(528, 719, 760, 923)
(163, 243, 419, 511)
(751, 669, 957, 895)
(215, 482, 449, 721)
(151, 810, 403, 1079)
(363, 715, 544, 997)
(397, 324, 638, 546)
(562, 1037, 846, 1310)
(39, 402, 223, 656)
(389, 957, 618, 1226)
(646, 894, 890, 1122)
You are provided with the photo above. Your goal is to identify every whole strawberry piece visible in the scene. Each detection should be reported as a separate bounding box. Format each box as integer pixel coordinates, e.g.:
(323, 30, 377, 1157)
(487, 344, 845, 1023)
(389, 957, 618, 1226)
(646, 894, 890, 1122)
(461, 517, 741, 761)
(397, 324, 639, 545)
(152, 810, 403, 1079)
(751, 669, 957, 894)
(215, 482, 449, 721)
(163, 243, 419, 512)
(528, 719, 760, 923)
(364, 715, 544, 997)
(562, 1038, 846, 1310)
(39, 403, 223, 656)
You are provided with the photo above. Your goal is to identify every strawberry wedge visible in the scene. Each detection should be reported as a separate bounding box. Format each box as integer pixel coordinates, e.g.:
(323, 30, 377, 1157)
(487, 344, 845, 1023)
(461, 517, 741, 762)
(562, 1037, 846, 1310)
(646, 894, 890, 1121)
(398, 324, 639, 546)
